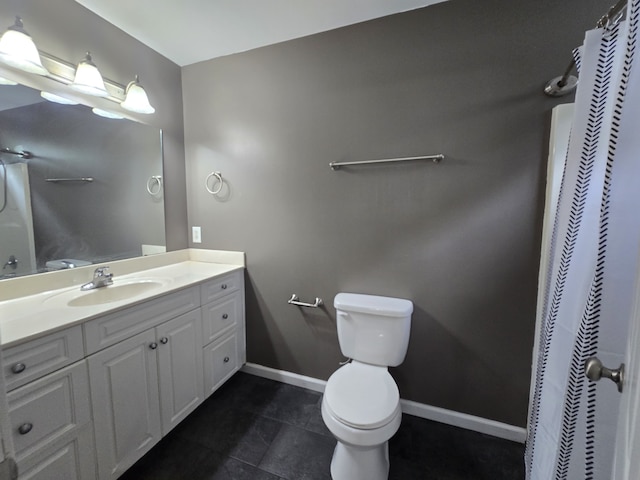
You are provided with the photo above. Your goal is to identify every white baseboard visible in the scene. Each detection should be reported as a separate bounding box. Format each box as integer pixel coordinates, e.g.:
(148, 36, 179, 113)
(242, 362, 326, 393)
(241, 362, 527, 444)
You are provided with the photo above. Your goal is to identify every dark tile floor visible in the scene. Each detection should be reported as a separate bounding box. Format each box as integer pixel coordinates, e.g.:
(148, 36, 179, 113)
(119, 372, 525, 480)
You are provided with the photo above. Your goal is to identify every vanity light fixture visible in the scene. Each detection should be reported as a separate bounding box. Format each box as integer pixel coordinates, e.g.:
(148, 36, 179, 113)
(120, 75, 155, 114)
(91, 107, 123, 119)
(41, 91, 79, 105)
(0, 15, 156, 115)
(0, 17, 48, 75)
(70, 52, 108, 97)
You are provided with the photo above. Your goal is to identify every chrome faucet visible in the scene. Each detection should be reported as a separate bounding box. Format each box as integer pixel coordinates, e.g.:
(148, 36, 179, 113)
(3, 255, 18, 270)
(81, 266, 114, 291)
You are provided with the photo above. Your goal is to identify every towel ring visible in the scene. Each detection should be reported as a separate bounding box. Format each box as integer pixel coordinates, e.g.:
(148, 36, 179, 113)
(205, 171, 224, 195)
(146, 175, 163, 196)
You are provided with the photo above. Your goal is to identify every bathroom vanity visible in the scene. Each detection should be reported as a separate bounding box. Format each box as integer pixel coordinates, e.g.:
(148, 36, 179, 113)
(0, 250, 246, 480)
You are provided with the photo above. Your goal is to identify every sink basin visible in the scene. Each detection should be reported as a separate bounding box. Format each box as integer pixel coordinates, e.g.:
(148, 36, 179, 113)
(46, 279, 168, 307)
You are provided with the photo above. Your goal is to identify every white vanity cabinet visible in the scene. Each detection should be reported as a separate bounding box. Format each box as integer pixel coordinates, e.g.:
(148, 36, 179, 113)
(1, 264, 245, 480)
(86, 269, 245, 480)
(2, 326, 95, 480)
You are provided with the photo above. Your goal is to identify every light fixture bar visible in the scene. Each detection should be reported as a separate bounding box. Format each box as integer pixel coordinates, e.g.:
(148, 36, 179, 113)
(38, 51, 125, 101)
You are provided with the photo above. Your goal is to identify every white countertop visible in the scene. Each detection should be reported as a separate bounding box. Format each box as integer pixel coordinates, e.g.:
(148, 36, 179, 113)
(0, 250, 245, 348)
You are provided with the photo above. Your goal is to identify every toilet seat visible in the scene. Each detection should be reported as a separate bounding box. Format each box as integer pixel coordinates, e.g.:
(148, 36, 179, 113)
(324, 362, 399, 430)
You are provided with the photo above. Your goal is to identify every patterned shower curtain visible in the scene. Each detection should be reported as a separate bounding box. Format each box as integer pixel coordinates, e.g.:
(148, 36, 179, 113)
(526, 1, 640, 479)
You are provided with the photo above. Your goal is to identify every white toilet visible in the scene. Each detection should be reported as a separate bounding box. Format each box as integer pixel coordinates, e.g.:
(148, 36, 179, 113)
(321, 292, 413, 480)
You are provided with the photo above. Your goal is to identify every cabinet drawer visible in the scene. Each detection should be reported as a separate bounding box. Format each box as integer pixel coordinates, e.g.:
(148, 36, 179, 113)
(8, 361, 91, 462)
(200, 271, 242, 305)
(203, 332, 238, 397)
(3, 326, 84, 391)
(202, 293, 240, 344)
(84, 285, 200, 354)
(15, 423, 95, 480)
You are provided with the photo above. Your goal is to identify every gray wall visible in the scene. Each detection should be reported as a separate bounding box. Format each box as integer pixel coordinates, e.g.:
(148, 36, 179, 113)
(0, 0, 188, 251)
(183, 0, 605, 427)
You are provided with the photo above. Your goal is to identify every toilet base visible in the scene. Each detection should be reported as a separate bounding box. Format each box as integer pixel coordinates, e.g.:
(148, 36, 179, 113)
(330, 440, 390, 480)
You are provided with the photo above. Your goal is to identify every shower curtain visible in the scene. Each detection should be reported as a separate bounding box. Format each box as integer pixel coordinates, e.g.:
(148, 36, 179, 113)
(526, 1, 640, 479)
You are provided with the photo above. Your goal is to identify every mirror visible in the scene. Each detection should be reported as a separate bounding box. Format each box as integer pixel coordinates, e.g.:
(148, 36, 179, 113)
(0, 82, 165, 279)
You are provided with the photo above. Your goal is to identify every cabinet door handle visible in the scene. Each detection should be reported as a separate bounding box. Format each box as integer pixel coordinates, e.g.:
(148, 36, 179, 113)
(149, 342, 158, 350)
(18, 423, 33, 435)
(160, 337, 169, 344)
(221, 284, 228, 290)
(222, 313, 229, 319)
(223, 356, 230, 363)
(11, 363, 26, 374)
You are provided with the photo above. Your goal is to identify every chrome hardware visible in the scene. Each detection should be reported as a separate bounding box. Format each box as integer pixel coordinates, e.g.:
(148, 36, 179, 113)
(80, 266, 114, 291)
(544, 0, 627, 97)
(159, 337, 168, 344)
(45, 177, 94, 183)
(288, 294, 324, 308)
(146, 175, 162, 196)
(18, 423, 33, 435)
(11, 363, 26, 374)
(222, 313, 229, 319)
(205, 171, 224, 195)
(3, 255, 18, 270)
(585, 357, 624, 393)
(221, 284, 228, 290)
(330, 154, 444, 170)
(149, 342, 158, 350)
(1, 147, 31, 159)
(223, 357, 230, 363)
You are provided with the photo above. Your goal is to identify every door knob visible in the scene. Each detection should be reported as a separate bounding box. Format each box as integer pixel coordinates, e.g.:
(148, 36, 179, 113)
(584, 357, 624, 393)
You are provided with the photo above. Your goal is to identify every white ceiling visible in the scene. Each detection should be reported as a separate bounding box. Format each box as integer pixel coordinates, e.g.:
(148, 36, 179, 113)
(74, 0, 447, 66)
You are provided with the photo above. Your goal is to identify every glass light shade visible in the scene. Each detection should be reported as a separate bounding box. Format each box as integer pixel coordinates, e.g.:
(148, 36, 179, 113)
(121, 75, 155, 114)
(0, 17, 48, 75)
(0, 76, 17, 85)
(92, 107, 123, 119)
(70, 52, 108, 97)
(41, 91, 78, 105)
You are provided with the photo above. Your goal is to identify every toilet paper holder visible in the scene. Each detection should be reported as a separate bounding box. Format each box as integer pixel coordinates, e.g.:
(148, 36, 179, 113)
(288, 294, 323, 308)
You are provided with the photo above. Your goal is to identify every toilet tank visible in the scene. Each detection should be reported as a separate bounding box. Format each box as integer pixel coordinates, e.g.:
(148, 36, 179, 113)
(334, 293, 413, 367)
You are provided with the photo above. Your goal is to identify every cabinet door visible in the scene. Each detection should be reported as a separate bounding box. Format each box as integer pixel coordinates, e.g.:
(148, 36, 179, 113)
(88, 330, 161, 480)
(156, 309, 204, 436)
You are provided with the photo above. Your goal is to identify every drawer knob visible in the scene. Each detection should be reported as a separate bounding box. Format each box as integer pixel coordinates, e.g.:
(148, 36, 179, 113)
(149, 342, 158, 350)
(11, 363, 26, 374)
(160, 337, 169, 344)
(221, 284, 228, 290)
(223, 356, 230, 363)
(222, 313, 229, 319)
(18, 423, 33, 435)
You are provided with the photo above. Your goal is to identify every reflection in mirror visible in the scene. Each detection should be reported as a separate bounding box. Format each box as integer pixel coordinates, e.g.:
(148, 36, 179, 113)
(0, 83, 165, 279)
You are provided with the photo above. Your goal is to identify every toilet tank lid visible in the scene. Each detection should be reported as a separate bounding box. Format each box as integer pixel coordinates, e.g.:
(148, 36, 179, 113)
(334, 293, 413, 317)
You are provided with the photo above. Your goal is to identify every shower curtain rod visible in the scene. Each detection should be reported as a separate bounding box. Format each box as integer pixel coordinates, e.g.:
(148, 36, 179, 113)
(0, 147, 32, 159)
(544, 0, 628, 97)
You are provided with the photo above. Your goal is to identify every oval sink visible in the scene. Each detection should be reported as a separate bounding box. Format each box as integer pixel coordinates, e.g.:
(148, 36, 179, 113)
(67, 281, 163, 307)
(45, 279, 169, 308)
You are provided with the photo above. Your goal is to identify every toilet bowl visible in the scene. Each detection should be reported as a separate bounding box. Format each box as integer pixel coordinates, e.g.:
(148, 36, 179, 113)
(323, 293, 412, 480)
(322, 362, 402, 480)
